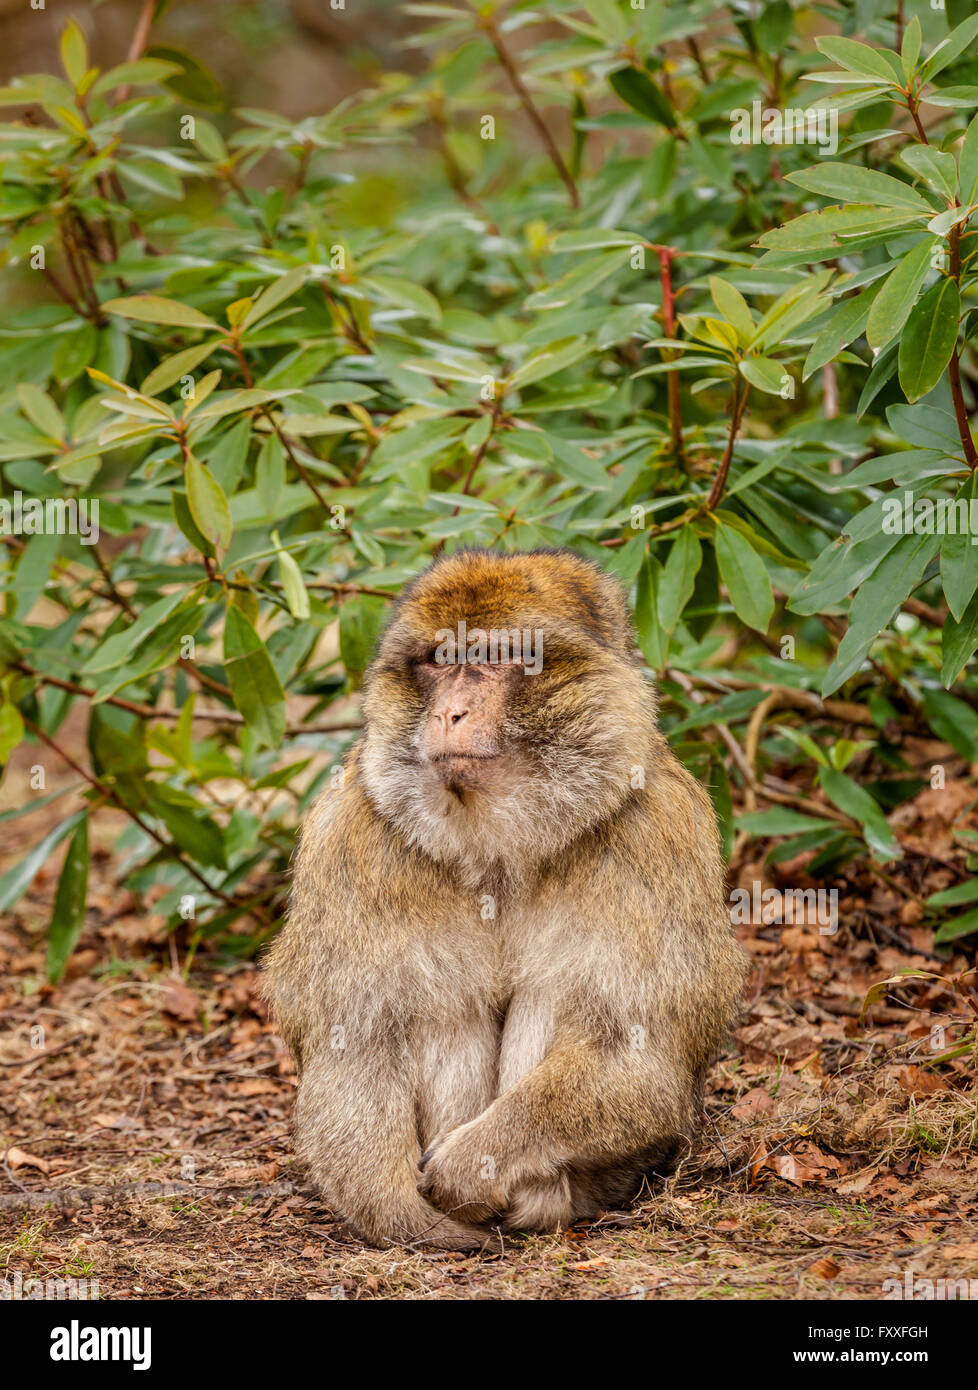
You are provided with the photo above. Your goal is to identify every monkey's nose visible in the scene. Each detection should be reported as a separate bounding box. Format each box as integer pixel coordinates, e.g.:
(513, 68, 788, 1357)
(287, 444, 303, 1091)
(449, 708, 468, 726)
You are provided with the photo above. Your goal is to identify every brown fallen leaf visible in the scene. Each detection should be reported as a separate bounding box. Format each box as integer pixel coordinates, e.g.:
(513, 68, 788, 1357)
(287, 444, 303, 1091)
(763, 1142, 844, 1187)
(3, 1145, 51, 1173)
(225, 1161, 279, 1184)
(160, 979, 199, 1022)
(897, 1066, 947, 1097)
(943, 1243, 978, 1262)
(233, 1078, 279, 1097)
(732, 1087, 775, 1122)
(568, 1257, 609, 1271)
(836, 1166, 879, 1196)
(809, 1257, 841, 1280)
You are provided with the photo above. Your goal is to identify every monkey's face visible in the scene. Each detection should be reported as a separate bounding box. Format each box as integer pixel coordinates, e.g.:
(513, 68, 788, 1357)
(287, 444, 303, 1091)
(358, 549, 656, 881)
(414, 654, 523, 793)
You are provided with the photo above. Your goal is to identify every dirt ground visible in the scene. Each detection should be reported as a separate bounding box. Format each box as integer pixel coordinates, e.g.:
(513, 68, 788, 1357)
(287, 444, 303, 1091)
(1, 766, 977, 1300)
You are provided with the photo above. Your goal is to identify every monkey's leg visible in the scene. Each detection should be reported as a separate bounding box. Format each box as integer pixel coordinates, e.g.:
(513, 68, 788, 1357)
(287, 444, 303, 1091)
(415, 1010, 499, 1152)
(418, 1037, 695, 1230)
(296, 1052, 489, 1250)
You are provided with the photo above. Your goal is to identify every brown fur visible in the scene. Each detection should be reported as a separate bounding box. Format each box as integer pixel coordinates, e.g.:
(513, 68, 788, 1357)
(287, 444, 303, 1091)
(264, 548, 745, 1248)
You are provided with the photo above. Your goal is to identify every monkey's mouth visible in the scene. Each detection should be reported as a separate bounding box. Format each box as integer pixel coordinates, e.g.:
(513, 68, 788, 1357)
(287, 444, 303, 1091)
(427, 752, 504, 791)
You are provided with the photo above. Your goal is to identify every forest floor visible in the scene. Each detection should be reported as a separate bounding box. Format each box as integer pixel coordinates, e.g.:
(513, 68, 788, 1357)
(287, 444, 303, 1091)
(1, 761, 977, 1300)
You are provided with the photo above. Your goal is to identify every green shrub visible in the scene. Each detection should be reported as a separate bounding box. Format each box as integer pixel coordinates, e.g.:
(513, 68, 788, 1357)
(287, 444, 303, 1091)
(0, 0, 977, 978)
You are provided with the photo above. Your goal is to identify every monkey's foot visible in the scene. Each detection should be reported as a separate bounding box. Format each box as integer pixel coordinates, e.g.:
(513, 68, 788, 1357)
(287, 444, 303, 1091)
(357, 1193, 492, 1251)
(417, 1122, 509, 1226)
(502, 1174, 575, 1233)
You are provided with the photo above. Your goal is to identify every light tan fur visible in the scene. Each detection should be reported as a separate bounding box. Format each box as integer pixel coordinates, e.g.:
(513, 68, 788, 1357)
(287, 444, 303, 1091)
(264, 548, 745, 1248)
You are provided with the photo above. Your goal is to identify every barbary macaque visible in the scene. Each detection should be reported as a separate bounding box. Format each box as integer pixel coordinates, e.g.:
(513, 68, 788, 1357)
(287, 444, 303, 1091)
(265, 548, 745, 1249)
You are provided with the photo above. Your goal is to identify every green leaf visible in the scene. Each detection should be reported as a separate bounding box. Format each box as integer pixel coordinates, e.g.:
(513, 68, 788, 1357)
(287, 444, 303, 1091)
(46, 817, 90, 984)
(339, 595, 389, 678)
(815, 35, 904, 85)
(635, 553, 668, 670)
(901, 14, 922, 81)
(13, 531, 59, 620)
(255, 435, 284, 514)
(0, 701, 24, 760)
(147, 44, 223, 107)
(186, 456, 232, 549)
(223, 605, 287, 748)
(919, 10, 978, 84)
(715, 523, 774, 633)
(959, 112, 978, 209)
(818, 766, 901, 861)
(735, 809, 838, 835)
(143, 785, 227, 870)
(362, 274, 441, 322)
(60, 20, 88, 88)
(272, 531, 310, 620)
(940, 473, 978, 621)
(803, 279, 880, 380)
(0, 810, 86, 913)
(926, 878, 978, 908)
(91, 58, 184, 97)
(608, 67, 676, 128)
(739, 356, 789, 395)
(16, 383, 64, 441)
(508, 337, 589, 389)
(933, 907, 978, 944)
(865, 239, 935, 350)
(193, 117, 228, 163)
(102, 296, 222, 330)
(708, 277, 754, 345)
(524, 253, 623, 311)
(757, 205, 919, 252)
(657, 526, 702, 634)
(786, 162, 930, 213)
(900, 144, 958, 202)
(242, 267, 308, 331)
(141, 341, 220, 396)
(921, 688, 978, 760)
(943, 589, 978, 686)
(898, 278, 961, 403)
(823, 530, 941, 694)
(80, 590, 192, 675)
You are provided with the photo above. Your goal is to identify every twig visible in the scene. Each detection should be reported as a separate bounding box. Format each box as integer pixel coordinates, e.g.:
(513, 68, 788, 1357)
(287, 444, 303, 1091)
(706, 378, 751, 509)
(652, 244, 686, 470)
(17, 661, 360, 736)
(480, 11, 580, 208)
(947, 224, 977, 468)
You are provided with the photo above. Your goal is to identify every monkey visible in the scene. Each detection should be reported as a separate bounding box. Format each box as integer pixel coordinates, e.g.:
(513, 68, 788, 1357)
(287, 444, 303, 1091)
(264, 547, 745, 1249)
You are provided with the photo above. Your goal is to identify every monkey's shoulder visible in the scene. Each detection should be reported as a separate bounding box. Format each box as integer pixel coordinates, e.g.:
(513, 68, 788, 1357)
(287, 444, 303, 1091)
(289, 773, 478, 936)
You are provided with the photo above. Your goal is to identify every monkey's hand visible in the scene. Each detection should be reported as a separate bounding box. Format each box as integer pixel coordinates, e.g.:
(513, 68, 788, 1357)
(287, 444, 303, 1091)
(417, 1117, 515, 1226)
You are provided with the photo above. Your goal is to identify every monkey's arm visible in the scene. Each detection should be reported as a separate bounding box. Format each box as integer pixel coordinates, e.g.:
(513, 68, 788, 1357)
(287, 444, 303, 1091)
(417, 1030, 692, 1219)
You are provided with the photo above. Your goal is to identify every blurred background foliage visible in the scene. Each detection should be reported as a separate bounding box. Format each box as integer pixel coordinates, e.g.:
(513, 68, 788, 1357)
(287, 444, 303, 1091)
(1, 0, 978, 981)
